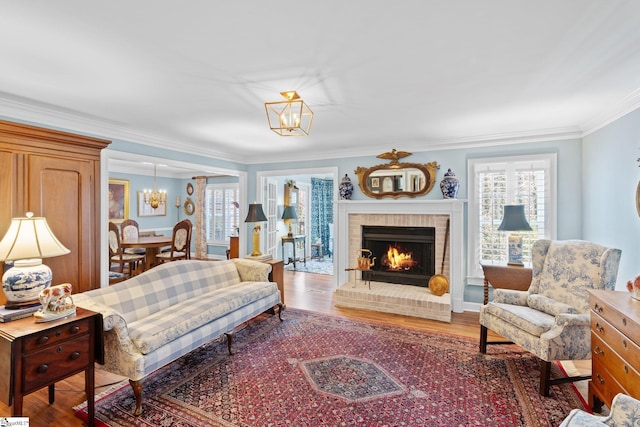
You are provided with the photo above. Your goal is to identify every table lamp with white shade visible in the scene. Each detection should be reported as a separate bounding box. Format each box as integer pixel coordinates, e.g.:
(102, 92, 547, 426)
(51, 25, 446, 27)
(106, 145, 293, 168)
(0, 212, 70, 309)
(497, 205, 533, 266)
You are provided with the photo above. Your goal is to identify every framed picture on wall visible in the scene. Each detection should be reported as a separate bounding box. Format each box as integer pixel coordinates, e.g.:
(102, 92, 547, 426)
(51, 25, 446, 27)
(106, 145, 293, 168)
(137, 191, 167, 216)
(108, 179, 129, 223)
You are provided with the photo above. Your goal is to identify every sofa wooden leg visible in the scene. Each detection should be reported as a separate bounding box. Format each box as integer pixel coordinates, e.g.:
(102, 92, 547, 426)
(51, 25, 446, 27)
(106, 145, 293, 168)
(129, 379, 143, 416)
(224, 332, 235, 355)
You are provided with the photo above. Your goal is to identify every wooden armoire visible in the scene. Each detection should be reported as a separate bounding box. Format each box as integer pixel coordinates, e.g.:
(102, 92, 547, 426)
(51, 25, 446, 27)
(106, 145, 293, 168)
(0, 120, 110, 303)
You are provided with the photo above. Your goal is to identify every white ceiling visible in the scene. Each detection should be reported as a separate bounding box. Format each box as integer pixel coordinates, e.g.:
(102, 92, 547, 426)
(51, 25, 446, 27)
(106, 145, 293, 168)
(2, 1, 640, 165)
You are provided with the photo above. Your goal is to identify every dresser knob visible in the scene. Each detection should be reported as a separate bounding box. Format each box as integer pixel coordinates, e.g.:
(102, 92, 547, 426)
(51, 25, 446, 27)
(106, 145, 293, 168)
(37, 364, 48, 373)
(593, 346, 605, 356)
(57, 346, 62, 353)
(37, 336, 49, 345)
(55, 331, 61, 337)
(595, 322, 605, 333)
(70, 325, 80, 334)
(70, 351, 80, 360)
(596, 372, 605, 384)
(623, 339, 628, 348)
(623, 318, 627, 326)
(625, 365, 629, 374)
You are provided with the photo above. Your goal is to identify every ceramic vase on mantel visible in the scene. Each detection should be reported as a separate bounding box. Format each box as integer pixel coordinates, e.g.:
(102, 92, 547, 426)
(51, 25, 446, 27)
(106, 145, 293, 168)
(339, 174, 354, 200)
(440, 168, 459, 199)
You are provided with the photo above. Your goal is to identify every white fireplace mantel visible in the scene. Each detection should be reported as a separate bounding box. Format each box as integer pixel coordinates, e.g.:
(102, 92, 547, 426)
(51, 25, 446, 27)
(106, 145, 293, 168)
(334, 199, 466, 313)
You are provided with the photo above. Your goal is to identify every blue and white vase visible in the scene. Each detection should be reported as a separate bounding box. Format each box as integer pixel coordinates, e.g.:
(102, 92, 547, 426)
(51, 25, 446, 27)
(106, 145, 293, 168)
(339, 174, 354, 200)
(440, 168, 459, 199)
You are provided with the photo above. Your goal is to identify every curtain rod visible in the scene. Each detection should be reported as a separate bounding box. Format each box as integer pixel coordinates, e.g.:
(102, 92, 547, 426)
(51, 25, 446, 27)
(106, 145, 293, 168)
(191, 175, 220, 180)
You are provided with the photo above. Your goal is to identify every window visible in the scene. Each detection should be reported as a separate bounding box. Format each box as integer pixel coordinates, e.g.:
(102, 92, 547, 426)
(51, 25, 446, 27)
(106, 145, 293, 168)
(467, 154, 556, 281)
(205, 183, 239, 244)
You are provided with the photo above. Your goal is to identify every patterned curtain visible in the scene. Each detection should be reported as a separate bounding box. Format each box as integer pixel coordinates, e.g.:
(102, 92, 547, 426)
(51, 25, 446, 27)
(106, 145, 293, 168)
(194, 177, 207, 259)
(310, 178, 334, 257)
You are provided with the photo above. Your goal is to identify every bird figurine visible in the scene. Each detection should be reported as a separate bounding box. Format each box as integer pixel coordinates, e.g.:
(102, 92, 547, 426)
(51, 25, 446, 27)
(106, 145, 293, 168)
(376, 148, 412, 165)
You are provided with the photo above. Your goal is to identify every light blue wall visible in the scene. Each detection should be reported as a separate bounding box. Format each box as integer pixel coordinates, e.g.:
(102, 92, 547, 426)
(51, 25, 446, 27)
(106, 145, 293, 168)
(583, 108, 640, 290)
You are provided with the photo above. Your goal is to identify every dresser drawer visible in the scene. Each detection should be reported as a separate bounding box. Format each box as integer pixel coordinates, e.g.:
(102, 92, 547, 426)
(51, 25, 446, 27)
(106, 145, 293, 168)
(591, 333, 640, 397)
(22, 334, 90, 392)
(22, 318, 91, 353)
(591, 312, 640, 369)
(591, 292, 640, 347)
(591, 356, 625, 407)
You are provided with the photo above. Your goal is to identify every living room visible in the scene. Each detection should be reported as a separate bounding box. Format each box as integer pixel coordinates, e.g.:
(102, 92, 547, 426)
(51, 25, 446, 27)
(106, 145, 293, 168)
(1, 1, 640, 425)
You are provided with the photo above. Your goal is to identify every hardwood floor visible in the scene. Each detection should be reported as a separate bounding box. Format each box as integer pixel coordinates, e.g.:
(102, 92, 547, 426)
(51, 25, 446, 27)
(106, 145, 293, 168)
(0, 270, 588, 426)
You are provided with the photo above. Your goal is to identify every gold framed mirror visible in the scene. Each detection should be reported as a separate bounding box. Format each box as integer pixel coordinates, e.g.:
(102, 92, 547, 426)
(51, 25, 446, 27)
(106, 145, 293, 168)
(354, 149, 438, 199)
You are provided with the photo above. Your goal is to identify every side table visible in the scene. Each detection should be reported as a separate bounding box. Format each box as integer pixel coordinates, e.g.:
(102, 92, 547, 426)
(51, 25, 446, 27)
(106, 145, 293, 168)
(479, 264, 532, 352)
(281, 235, 306, 269)
(264, 259, 285, 306)
(0, 307, 103, 426)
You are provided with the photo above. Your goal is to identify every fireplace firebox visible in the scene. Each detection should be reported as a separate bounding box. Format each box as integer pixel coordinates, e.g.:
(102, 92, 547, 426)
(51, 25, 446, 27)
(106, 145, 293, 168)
(361, 225, 435, 287)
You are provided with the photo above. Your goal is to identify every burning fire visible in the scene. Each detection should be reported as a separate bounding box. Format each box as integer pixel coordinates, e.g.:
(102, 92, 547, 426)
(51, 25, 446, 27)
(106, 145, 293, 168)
(383, 245, 418, 271)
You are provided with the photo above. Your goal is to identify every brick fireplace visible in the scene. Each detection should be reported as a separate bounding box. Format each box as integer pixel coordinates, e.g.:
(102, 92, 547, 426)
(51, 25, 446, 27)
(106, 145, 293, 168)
(334, 199, 465, 322)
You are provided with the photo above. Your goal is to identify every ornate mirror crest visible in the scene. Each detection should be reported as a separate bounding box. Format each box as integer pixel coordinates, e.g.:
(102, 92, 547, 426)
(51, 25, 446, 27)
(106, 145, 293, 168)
(355, 149, 438, 199)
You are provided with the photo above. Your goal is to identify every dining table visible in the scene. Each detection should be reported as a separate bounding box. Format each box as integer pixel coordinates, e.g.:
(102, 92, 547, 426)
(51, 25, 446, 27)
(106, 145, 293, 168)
(121, 235, 173, 272)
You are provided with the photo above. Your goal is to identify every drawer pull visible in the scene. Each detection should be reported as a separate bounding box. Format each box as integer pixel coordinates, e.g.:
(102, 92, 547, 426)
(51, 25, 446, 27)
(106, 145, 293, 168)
(623, 339, 628, 348)
(37, 336, 49, 345)
(594, 303, 604, 313)
(70, 325, 80, 334)
(70, 351, 80, 360)
(625, 365, 629, 374)
(56, 330, 61, 337)
(37, 364, 48, 373)
(595, 322, 605, 333)
(57, 346, 62, 353)
(623, 318, 627, 326)
(593, 346, 605, 356)
(596, 372, 605, 384)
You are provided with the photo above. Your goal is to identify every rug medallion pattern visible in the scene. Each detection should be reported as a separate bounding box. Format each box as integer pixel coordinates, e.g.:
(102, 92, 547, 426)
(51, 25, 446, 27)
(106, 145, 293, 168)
(76, 308, 586, 426)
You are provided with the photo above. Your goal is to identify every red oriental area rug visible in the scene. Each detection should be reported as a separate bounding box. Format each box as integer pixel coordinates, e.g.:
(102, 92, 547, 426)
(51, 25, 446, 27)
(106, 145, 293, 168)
(76, 308, 587, 426)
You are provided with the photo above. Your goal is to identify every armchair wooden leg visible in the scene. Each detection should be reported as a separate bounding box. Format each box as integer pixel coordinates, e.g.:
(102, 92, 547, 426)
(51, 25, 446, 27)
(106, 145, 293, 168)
(479, 325, 488, 353)
(540, 360, 551, 396)
(129, 379, 143, 416)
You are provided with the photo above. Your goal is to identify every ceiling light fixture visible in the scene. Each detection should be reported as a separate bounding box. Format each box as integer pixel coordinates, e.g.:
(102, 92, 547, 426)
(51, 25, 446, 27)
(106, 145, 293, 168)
(143, 164, 167, 209)
(265, 91, 314, 136)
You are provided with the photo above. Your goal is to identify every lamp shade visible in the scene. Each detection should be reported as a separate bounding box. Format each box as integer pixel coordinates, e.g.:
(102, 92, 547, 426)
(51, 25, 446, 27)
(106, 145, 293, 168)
(245, 203, 268, 223)
(281, 206, 298, 221)
(497, 205, 533, 232)
(0, 212, 70, 261)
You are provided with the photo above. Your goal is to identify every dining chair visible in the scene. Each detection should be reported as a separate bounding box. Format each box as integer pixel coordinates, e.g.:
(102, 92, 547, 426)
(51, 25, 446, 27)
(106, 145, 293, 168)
(121, 219, 146, 255)
(109, 221, 145, 276)
(156, 219, 192, 263)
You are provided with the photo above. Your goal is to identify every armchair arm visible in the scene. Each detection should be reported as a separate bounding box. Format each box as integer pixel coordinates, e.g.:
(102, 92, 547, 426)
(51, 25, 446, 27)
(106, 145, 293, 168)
(493, 289, 529, 305)
(539, 313, 592, 360)
(555, 313, 590, 327)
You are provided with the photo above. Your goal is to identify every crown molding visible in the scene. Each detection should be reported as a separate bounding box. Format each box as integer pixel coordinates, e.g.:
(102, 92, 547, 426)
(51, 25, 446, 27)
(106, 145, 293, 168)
(580, 88, 640, 137)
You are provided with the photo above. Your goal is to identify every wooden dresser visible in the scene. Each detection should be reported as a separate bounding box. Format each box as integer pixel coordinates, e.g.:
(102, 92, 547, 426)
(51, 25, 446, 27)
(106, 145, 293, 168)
(588, 289, 640, 411)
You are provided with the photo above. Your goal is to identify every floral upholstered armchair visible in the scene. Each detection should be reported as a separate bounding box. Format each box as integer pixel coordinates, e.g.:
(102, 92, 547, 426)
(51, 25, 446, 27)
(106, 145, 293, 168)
(559, 393, 640, 426)
(479, 239, 621, 396)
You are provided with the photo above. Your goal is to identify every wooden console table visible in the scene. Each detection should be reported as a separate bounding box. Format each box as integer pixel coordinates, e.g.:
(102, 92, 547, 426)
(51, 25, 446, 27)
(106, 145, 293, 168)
(282, 235, 306, 269)
(0, 308, 103, 425)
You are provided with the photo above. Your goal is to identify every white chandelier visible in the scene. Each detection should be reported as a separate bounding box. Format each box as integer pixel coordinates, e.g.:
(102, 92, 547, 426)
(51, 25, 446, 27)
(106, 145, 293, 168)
(144, 164, 166, 209)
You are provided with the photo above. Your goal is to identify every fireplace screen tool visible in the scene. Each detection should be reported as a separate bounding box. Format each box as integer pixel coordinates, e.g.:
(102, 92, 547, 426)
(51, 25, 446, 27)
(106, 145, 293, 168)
(428, 219, 450, 296)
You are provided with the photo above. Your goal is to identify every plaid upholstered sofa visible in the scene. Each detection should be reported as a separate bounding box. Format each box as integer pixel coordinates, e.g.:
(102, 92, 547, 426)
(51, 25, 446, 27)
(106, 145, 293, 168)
(74, 258, 283, 415)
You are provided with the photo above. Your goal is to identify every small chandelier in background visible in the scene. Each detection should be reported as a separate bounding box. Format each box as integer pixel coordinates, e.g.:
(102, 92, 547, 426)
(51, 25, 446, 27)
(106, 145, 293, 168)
(144, 164, 167, 209)
(265, 91, 314, 136)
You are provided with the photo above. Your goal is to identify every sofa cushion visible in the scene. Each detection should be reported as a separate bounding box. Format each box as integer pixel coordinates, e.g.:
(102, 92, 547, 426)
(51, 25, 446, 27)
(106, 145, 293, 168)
(527, 294, 577, 316)
(82, 260, 242, 324)
(482, 302, 555, 337)
(127, 281, 278, 355)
